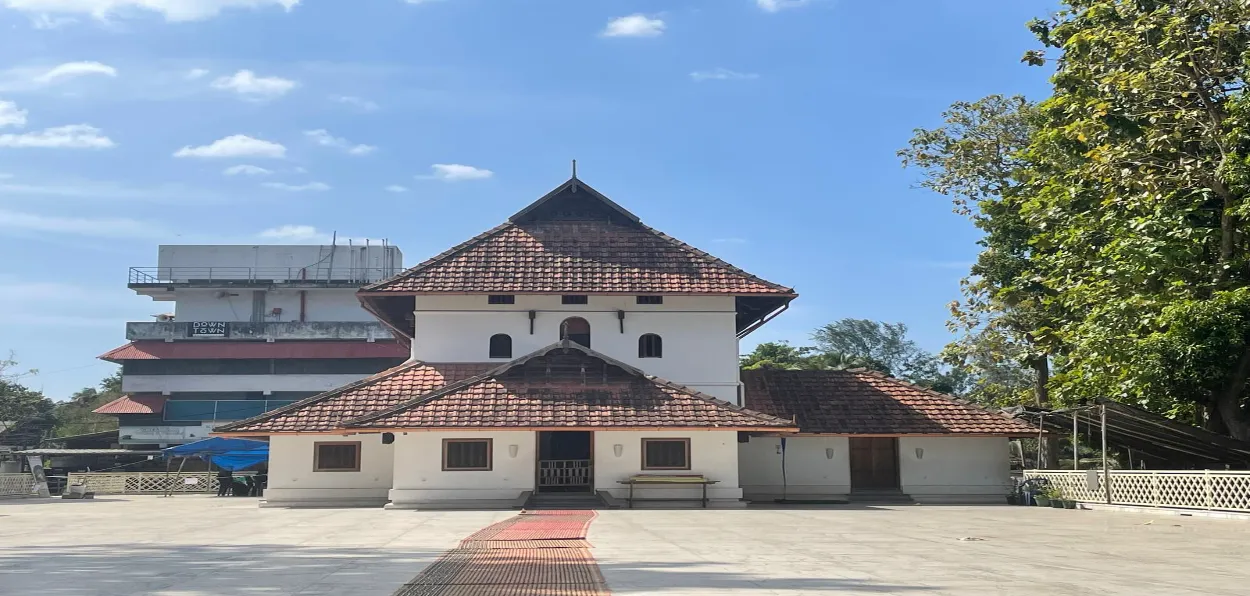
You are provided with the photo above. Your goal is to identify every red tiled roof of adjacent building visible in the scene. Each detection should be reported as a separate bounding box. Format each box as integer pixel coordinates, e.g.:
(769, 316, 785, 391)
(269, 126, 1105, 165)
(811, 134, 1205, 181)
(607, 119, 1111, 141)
(216, 341, 795, 434)
(741, 369, 1039, 436)
(360, 179, 794, 296)
(213, 362, 493, 433)
(92, 394, 167, 415)
(98, 341, 409, 362)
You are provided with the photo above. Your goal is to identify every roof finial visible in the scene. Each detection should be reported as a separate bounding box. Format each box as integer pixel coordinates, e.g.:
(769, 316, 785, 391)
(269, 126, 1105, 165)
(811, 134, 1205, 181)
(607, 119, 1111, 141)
(571, 159, 577, 180)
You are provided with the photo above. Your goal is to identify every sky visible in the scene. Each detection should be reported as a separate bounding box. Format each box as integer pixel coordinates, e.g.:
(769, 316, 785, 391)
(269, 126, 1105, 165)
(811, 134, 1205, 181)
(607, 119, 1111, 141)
(0, 0, 1060, 400)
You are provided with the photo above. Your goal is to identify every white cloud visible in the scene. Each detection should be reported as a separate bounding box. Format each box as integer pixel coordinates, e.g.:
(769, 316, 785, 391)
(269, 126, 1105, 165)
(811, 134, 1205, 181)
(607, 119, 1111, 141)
(304, 129, 375, 155)
(222, 164, 272, 176)
(259, 224, 324, 241)
(757, 0, 810, 12)
(34, 61, 117, 83)
(384, 185, 408, 193)
(602, 14, 665, 37)
(690, 68, 760, 82)
(262, 181, 330, 192)
(712, 237, 748, 244)
(210, 70, 296, 99)
(174, 135, 286, 159)
(0, 208, 159, 238)
(1, 0, 301, 22)
(424, 164, 493, 181)
(329, 95, 379, 112)
(0, 100, 28, 128)
(0, 124, 114, 149)
(185, 68, 210, 80)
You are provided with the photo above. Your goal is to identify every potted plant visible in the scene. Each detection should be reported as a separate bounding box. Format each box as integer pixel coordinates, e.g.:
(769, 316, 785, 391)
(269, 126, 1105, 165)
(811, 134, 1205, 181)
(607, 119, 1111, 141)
(1032, 486, 1052, 507)
(1060, 490, 1078, 509)
(1043, 487, 1065, 508)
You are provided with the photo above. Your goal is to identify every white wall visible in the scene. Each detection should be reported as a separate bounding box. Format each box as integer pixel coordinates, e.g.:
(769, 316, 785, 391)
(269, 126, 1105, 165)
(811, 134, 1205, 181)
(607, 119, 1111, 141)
(411, 295, 741, 402)
(122, 374, 370, 394)
(738, 436, 851, 501)
(898, 437, 1011, 503)
(174, 288, 373, 322)
(264, 434, 394, 506)
(157, 245, 402, 282)
(593, 430, 742, 501)
(389, 431, 535, 506)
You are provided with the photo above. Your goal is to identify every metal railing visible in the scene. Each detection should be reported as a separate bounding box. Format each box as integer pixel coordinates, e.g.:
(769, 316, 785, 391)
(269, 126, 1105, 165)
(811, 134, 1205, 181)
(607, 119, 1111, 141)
(66, 472, 219, 495)
(1024, 470, 1250, 513)
(126, 321, 394, 341)
(539, 460, 592, 488)
(0, 473, 36, 498)
(128, 266, 400, 285)
(164, 400, 297, 422)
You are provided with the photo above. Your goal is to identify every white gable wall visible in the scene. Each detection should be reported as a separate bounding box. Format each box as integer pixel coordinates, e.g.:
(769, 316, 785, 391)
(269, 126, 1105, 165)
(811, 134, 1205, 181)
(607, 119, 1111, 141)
(410, 295, 742, 402)
(898, 436, 1011, 503)
(388, 431, 536, 508)
(739, 436, 851, 501)
(594, 430, 743, 503)
(263, 434, 394, 507)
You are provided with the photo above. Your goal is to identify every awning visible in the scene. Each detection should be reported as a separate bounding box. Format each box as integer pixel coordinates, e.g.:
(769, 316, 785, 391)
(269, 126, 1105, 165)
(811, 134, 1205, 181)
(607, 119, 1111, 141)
(1009, 399, 1250, 468)
(100, 340, 408, 362)
(163, 437, 270, 472)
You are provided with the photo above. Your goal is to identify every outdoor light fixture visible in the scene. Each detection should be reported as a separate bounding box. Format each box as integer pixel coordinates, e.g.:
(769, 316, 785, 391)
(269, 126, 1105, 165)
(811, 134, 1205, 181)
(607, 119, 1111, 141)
(915, 448, 924, 460)
(825, 448, 835, 460)
(613, 444, 623, 457)
(508, 444, 519, 458)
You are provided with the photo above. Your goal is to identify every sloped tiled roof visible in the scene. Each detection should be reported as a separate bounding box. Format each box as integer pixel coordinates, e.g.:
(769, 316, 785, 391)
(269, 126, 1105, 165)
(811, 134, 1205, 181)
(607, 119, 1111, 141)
(347, 342, 795, 430)
(93, 394, 166, 415)
(214, 362, 492, 433)
(360, 179, 794, 296)
(741, 369, 1040, 436)
(99, 341, 407, 362)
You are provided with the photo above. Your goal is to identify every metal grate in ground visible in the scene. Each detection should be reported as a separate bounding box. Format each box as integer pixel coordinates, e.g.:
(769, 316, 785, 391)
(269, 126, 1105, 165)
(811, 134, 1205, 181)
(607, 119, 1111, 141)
(393, 511, 610, 596)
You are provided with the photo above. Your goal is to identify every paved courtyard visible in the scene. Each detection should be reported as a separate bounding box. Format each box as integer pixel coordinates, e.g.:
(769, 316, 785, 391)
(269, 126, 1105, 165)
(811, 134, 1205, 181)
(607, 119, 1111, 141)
(1, 496, 1248, 595)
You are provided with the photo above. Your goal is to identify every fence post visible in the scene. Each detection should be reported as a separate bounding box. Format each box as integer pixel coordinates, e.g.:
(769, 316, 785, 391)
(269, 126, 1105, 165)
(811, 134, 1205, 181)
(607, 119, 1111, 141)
(1101, 404, 1112, 504)
(1205, 470, 1213, 511)
(1150, 472, 1158, 508)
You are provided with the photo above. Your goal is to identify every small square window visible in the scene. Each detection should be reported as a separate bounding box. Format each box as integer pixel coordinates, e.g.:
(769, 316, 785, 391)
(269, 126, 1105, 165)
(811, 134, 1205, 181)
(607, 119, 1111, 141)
(561, 295, 589, 305)
(314, 442, 361, 472)
(636, 296, 663, 305)
(443, 439, 493, 471)
(488, 295, 515, 305)
(642, 438, 690, 470)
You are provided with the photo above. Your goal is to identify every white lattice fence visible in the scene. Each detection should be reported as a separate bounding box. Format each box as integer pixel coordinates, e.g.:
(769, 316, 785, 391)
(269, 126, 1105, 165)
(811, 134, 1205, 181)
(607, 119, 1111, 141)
(1024, 470, 1250, 513)
(0, 473, 36, 498)
(67, 472, 218, 494)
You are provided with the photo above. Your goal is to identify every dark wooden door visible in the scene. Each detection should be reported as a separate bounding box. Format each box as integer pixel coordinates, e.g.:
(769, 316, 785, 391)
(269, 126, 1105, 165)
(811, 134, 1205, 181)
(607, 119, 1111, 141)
(849, 437, 899, 490)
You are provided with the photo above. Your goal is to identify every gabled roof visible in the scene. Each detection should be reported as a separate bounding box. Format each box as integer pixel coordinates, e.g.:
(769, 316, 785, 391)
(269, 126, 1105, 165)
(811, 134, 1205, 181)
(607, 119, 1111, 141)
(93, 394, 167, 415)
(741, 369, 1040, 436)
(213, 361, 493, 433)
(345, 341, 796, 431)
(359, 178, 794, 297)
(99, 341, 407, 362)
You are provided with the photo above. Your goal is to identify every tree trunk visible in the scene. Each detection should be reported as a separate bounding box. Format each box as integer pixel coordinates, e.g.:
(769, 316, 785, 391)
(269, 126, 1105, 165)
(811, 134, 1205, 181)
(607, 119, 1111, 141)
(1216, 345, 1250, 441)
(1205, 401, 1230, 435)
(1032, 356, 1050, 407)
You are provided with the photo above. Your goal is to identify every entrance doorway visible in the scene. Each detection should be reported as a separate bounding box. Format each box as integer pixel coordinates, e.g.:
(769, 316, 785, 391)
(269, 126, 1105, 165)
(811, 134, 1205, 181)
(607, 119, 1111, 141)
(536, 431, 593, 493)
(849, 437, 899, 491)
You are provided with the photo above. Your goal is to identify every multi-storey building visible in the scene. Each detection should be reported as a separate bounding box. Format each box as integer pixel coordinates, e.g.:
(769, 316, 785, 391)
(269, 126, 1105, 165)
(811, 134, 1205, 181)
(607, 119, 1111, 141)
(94, 244, 407, 447)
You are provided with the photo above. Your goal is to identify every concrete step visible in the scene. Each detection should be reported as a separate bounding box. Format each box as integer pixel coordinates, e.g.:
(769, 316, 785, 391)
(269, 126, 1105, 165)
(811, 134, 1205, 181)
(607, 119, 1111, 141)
(526, 493, 604, 509)
(848, 490, 914, 504)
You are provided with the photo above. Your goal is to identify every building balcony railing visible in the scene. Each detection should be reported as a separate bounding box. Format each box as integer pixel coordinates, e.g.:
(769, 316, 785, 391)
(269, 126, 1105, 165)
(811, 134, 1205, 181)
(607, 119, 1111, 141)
(164, 400, 297, 422)
(126, 321, 394, 341)
(128, 266, 400, 287)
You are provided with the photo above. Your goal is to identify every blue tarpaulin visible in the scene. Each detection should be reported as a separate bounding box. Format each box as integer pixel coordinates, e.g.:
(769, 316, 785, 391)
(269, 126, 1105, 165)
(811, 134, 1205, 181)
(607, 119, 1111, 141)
(163, 437, 269, 471)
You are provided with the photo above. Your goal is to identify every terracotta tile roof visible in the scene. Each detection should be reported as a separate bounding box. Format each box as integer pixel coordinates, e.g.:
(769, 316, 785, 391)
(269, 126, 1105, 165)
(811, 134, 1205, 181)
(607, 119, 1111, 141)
(347, 342, 795, 431)
(214, 361, 492, 433)
(93, 394, 166, 415)
(99, 341, 408, 362)
(741, 369, 1040, 436)
(361, 180, 793, 296)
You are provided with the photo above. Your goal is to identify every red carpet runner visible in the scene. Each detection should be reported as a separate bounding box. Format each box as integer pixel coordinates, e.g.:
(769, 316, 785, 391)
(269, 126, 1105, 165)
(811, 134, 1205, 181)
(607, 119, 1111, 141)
(393, 511, 610, 595)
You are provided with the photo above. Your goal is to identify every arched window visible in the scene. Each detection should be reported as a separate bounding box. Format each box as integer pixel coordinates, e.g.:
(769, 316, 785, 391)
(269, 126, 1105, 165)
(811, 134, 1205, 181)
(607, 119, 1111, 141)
(560, 317, 591, 348)
(489, 334, 512, 358)
(638, 334, 663, 358)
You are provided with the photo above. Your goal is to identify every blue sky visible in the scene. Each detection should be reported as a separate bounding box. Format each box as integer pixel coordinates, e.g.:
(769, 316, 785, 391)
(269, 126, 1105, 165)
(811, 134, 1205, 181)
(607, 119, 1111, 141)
(0, 0, 1059, 399)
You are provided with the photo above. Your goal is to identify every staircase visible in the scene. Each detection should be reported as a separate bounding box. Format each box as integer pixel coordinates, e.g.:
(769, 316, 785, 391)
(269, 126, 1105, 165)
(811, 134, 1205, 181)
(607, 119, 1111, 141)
(525, 492, 605, 510)
(848, 490, 914, 504)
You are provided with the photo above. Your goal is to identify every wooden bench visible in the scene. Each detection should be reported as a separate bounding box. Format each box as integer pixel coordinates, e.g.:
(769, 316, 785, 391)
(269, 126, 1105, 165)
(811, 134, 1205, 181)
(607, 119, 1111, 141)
(617, 474, 720, 508)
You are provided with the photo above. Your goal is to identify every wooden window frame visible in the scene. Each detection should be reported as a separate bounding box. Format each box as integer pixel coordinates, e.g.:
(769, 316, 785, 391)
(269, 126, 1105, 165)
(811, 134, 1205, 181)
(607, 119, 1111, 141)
(442, 438, 493, 471)
(638, 333, 663, 358)
(488, 295, 515, 305)
(635, 296, 663, 305)
(561, 295, 589, 305)
(313, 441, 361, 472)
(641, 438, 691, 471)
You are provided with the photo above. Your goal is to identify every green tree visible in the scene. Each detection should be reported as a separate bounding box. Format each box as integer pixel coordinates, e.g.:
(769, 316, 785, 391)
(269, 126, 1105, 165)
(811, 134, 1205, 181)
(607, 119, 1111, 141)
(51, 372, 122, 437)
(810, 319, 927, 378)
(0, 355, 54, 448)
(740, 342, 879, 371)
(1018, 0, 1250, 438)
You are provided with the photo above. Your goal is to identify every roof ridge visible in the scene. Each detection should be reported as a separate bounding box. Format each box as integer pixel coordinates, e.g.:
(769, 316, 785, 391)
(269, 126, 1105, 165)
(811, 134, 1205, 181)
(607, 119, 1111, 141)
(213, 359, 432, 433)
(359, 222, 515, 293)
